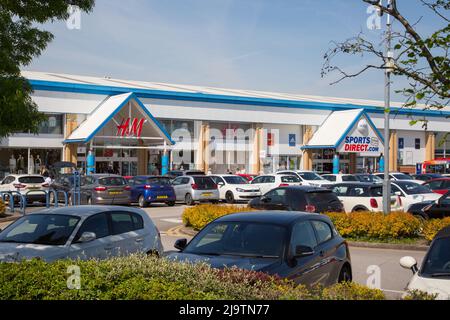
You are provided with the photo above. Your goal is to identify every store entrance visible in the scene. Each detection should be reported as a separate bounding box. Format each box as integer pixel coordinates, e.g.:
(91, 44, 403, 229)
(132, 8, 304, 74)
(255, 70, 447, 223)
(95, 158, 138, 176)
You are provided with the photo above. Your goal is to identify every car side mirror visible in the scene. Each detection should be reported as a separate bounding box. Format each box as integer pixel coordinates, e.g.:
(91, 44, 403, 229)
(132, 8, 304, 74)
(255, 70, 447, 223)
(218, 182, 225, 187)
(78, 231, 96, 243)
(394, 191, 402, 196)
(174, 238, 187, 251)
(295, 245, 314, 257)
(261, 196, 271, 203)
(399, 256, 418, 274)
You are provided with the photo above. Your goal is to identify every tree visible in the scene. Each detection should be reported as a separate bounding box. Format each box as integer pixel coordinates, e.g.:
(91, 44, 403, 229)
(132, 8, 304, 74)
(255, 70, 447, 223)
(0, 0, 95, 138)
(322, 0, 449, 127)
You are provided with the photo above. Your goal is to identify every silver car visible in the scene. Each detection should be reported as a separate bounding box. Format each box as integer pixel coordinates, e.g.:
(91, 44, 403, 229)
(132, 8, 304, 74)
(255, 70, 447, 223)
(0, 206, 163, 262)
(171, 175, 220, 205)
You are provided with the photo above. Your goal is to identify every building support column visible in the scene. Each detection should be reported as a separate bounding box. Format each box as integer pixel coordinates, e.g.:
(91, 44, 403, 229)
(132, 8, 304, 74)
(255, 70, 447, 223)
(389, 130, 398, 171)
(302, 126, 314, 171)
(195, 124, 205, 171)
(137, 149, 148, 175)
(425, 132, 436, 161)
(349, 153, 357, 174)
(251, 127, 262, 174)
(203, 124, 210, 174)
(64, 114, 78, 164)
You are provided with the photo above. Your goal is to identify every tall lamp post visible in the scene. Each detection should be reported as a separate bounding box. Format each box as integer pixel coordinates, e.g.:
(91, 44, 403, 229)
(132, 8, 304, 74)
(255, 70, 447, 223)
(381, 0, 393, 214)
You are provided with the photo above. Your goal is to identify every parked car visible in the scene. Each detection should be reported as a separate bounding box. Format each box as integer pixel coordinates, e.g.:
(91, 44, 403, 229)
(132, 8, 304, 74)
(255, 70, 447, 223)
(352, 174, 383, 184)
(391, 181, 441, 211)
(0, 206, 163, 262)
(249, 186, 344, 213)
(321, 174, 359, 183)
(250, 174, 302, 195)
(128, 176, 176, 207)
(374, 172, 418, 184)
(165, 170, 205, 179)
(171, 176, 219, 205)
(49, 174, 96, 204)
(209, 175, 261, 203)
(422, 178, 450, 195)
(413, 173, 444, 183)
(408, 191, 450, 220)
(0, 174, 48, 205)
(166, 211, 352, 286)
(87, 174, 131, 205)
(237, 173, 258, 182)
(400, 225, 450, 300)
(276, 170, 333, 187)
(330, 182, 401, 212)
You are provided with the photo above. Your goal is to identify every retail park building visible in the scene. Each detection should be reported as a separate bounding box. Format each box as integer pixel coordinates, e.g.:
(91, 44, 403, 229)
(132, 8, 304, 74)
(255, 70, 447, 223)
(1, 71, 449, 178)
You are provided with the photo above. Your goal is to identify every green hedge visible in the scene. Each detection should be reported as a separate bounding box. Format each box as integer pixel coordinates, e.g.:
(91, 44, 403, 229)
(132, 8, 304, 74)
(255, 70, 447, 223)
(0, 255, 387, 300)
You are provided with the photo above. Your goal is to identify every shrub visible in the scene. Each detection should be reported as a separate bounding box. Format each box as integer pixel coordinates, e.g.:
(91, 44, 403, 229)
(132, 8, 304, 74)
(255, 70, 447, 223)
(422, 217, 450, 242)
(325, 211, 422, 240)
(0, 254, 387, 300)
(182, 204, 255, 230)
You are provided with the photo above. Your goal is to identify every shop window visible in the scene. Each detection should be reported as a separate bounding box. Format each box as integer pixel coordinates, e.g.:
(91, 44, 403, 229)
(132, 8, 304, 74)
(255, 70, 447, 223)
(38, 114, 63, 134)
(415, 138, 421, 149)
(398, 138, 404, 149)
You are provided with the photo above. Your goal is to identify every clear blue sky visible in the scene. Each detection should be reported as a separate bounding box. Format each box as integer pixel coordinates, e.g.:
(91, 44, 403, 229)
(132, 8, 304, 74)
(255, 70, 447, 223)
(25, 0, 442, 101)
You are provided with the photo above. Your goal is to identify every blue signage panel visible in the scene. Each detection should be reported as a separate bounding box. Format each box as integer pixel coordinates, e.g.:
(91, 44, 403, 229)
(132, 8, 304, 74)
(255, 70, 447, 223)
(288, 134, 296, 147)
(416, 163, 422, 175)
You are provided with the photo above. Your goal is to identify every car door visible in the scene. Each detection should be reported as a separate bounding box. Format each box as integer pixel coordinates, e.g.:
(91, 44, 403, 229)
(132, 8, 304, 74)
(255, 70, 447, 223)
(68, 213, 112, 260)
(171, 177, 184, 201)
(210, 176, 226, 198)
(108, 211, 143, 256)
(260, 188, 289, 210)
(285, 220, 322, 286)
(310, 220, 337, 286)
(250, 176, 265, 193)
(331, 185, 350, 212)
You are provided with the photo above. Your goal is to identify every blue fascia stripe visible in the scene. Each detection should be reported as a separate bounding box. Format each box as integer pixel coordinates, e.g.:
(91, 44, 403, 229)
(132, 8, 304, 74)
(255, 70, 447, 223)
(29, 79, 450, 118)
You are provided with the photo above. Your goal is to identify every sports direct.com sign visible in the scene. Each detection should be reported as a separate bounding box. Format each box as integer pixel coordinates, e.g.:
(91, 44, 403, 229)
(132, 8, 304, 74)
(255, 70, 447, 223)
(342, 136, 380, 153)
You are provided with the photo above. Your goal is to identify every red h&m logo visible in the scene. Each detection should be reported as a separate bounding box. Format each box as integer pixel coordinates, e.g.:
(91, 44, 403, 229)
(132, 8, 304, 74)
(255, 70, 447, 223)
(117, 118, 145, 138)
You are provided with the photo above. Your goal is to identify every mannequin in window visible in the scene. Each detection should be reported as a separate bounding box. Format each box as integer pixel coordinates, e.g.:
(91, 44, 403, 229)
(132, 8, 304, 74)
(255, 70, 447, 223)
(9, 154, 16, 173)
(17, 154, 25, 173)
(35, 154, 42, 170)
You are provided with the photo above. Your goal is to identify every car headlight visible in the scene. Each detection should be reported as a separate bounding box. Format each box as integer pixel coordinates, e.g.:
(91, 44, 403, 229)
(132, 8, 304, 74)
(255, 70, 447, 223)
(236, 188, 246, 192)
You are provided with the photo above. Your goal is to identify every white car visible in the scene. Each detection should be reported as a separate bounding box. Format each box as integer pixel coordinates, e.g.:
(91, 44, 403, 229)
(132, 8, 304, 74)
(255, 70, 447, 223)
(209, 175, 261, 203)
(391, 181, 441, 211)
(276, 170, 333, 187)
(321, 174, 359, 183)
(330, 182, 401, 212)
(0, 206, 163, 262)
(400, 226, 450, 300)
(250, 174, 302, 195)
(0, 174, 49, 204)
(374, 172, 419, 184)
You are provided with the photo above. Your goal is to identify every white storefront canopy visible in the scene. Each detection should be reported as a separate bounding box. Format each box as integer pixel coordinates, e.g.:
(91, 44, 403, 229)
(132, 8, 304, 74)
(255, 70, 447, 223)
(64, 92, 174, 146)
(301, 109, 384, 156)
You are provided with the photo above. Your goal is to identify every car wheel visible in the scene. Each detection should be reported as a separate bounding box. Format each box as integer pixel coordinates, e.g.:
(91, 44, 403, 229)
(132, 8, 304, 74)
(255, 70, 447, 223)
(167, 201, 175, 207)
(338, 264, 352, 283)
(225, 191, 235, 204)
(185, 193, 194, 206)
(138, 195, 149, 208)
(352, 206, 368, 212)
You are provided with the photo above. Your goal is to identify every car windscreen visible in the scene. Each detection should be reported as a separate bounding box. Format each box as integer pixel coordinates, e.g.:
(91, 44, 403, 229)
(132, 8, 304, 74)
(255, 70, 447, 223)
(421, 237, 450, 278)
(186, 171, 205, 176)
(184, 221, 286, 258)
(298, 172, 324, 181)
(281, 175, 301, 183)
(342, 175, 358, 181)
(18, 176, 45, 184)
(305, 191, 340, 204)
(392, 173, 413, 180)
(396, 181, 433, 194)
(0, 214, 80, 246)
(223, 176, 248, 184)
(147, 177, 172, 185)
(98, 177, 126, 186)
(355, 175, 381, 182)
(193, 177, 216, 189)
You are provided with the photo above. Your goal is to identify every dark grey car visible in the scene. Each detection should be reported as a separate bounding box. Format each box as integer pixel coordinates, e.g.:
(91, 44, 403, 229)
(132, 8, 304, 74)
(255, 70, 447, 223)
(166, 211, 352, 287)
(87, 174, 131, 205)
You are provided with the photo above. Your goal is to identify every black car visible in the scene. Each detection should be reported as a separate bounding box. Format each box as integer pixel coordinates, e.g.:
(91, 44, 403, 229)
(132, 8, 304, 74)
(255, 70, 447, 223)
(49, 174, 96, 204)
(167, 211, 352, 286)
(408, 191, 450, 219)
(248, 186, 343, 213)
(413, 173, 444, 182)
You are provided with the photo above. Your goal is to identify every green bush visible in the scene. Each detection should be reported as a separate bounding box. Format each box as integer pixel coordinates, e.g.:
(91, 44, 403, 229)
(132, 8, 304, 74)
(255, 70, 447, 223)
(0, 255, 387, 300)
(182, 204, 255, 230)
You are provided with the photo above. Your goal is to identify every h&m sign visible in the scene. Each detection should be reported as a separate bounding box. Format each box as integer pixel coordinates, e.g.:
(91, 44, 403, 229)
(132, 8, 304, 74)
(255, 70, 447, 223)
(116, 118, 146, 138)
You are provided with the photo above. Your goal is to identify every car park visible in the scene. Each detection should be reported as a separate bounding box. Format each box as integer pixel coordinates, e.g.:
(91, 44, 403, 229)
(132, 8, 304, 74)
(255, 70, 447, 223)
(250, 174, 302, 194)
(0, 174, 49, 205)
(128, 176, 176, 207)
(276, 170, 333, 187)
(330, 182, 401, 212)
(422, 178, 450, 195)
(167, 211, 352, 287)
(400, 225, 450, 300)
(171, 176, 219, 205)
(408, 191, 450, 220)
(209, 175, 261, 203)
(0, 206, 163, 262)
(321, 174, 359, 183)
(413, 173, 444, 183)
(390, 181, 441, 211)
(248, 186, 343, 213)
(374, 172, 418, 184)
(352, 174, 383, 184)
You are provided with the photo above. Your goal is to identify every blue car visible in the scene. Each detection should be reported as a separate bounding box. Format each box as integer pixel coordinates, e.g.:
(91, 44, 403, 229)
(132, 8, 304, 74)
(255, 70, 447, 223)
(128, 176, 176, 207)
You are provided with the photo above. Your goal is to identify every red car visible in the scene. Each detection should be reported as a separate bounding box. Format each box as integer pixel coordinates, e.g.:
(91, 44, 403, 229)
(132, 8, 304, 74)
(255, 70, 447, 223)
(423, 178, 450, 195)
(237, 173, 258, 182)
